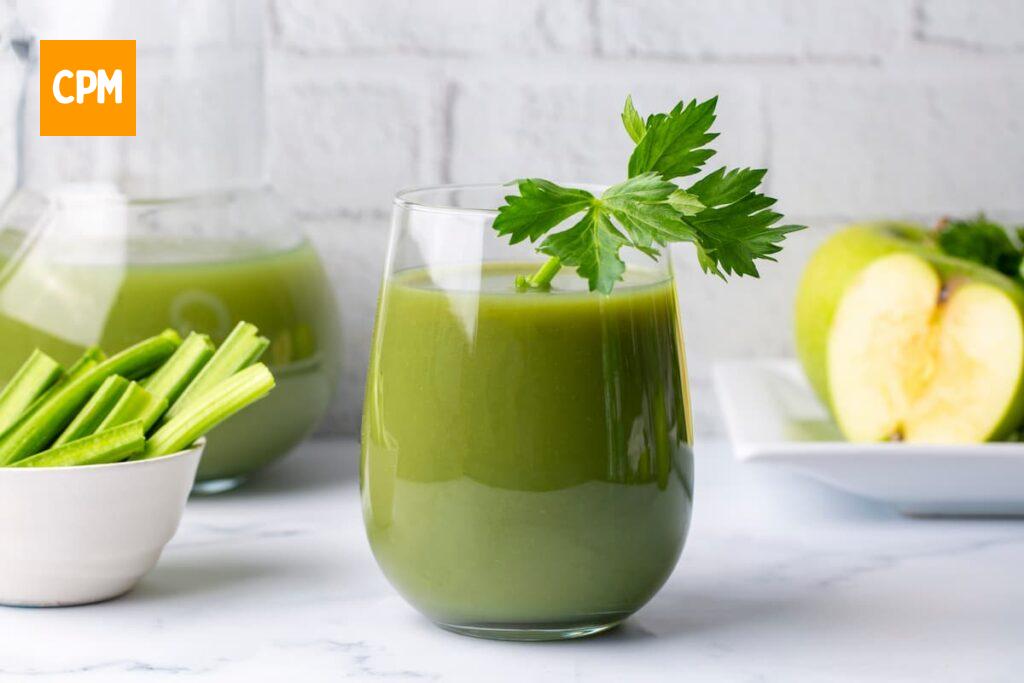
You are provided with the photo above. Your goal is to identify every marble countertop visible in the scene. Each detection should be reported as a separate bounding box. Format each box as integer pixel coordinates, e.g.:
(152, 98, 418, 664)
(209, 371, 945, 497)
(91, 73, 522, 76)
(2, 438, 1022, 682)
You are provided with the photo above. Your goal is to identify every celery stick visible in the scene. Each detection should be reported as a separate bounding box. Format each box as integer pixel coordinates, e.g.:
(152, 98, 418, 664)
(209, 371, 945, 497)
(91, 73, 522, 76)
(52, 375, 130, 447)
(11, 421, 145, 468)
(246, 336, 270, 366)
(120, 330, 182, 380)
(5, 381, 65, 440)
(17, 347, 106, 435)
(0, 350, 64, 436)
(144, 363, 274, 458)
(0, 349, 109, 446)
(142, 332, 215, 406)
(10, 347, 105, 439)
(67, 346, 106, 380)
(0, 330, 181, 466)
(97, 381, 168, 432)
(163, 322, 263, 421)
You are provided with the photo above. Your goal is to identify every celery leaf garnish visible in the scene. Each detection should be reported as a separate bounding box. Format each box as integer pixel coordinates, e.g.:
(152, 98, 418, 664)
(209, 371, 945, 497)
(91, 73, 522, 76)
(493, 95, 805, 293)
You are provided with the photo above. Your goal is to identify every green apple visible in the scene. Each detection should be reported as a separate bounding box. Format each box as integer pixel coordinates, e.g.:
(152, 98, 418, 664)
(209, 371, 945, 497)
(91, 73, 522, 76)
(795, 223, 1024, 443)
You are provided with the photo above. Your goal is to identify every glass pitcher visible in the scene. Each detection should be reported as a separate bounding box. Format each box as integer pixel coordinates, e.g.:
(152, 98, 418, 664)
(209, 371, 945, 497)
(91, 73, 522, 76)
(0, 1, 341, 492)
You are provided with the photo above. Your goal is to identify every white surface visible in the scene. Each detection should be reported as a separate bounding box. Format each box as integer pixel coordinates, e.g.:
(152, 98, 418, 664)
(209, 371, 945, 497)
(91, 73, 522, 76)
(715, 359, 1024, 516)
(0, 442, 202, 607)
(1, 436, 1022, 681)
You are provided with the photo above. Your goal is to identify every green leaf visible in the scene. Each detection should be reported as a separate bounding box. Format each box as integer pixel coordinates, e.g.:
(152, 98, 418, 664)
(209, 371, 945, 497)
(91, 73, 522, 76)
(603, 173, 676, 203)
(601, 173, 696, 248)
(687, 167, 767, 207)
(936, 215, 1023, 279)
(493, 179, 594, 245)
(694, 243, 723, 280)
(687, 178, 804, 277)
(490, 94, 805, 292)
(532, 174, 704, 292)
(539, 207, 627, 295)
(666, 189, 704, 216)
(621, 95, 646, 144)
(627, 97, 718, 180)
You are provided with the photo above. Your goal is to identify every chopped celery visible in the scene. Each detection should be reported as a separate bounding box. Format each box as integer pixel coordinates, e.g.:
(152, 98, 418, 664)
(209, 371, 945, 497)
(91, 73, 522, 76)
(143, 332, 215, 406)
(11, 421, 145, 468)
(120, 330, 182, 380)
(52, 375, 130, 447)
(144, 363, 275, 458)
(8, 347, 105, 440)
(245, 336, 271, 366)
(0, 330, 181, 466)
(163, 322, 264, 421)
(97, 381, 167, 432)
(0, 350, 64, 436)
(66, 346, 106, 380)
(8, 381, 67, 438)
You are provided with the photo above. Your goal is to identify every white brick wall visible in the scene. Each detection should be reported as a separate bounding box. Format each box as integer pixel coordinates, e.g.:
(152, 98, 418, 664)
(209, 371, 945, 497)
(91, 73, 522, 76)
(917, 0, 1024, 50)
(449, 80, 765, 184)
(272, 0, 592, 56)
(267, 70, 441, 216)
(769, 74, 1024, 217)
(2, 0, 1023, 439)
(598, 0, 903, 61)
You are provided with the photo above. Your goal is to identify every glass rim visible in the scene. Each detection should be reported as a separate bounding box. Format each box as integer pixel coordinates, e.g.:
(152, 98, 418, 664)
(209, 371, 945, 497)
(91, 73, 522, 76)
(394, 182, 607, 216)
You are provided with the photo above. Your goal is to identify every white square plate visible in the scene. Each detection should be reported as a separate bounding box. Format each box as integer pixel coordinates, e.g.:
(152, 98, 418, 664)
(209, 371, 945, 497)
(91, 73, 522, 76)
(713, 359, 1024, 516)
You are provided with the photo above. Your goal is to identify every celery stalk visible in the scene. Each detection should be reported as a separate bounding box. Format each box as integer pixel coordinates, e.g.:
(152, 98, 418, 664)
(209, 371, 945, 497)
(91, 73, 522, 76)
(0, 350, 64, 436)
(66, 346, 106, 380)
(9, 349, 103, 441)
(142, 332, 215, 406)
(97, 381, 168, 432)
(11, 421, 145, 468)
(144, 363, 274, 458)
(163, 322, 264, 421)
(245, 336, 270, 366)
(0, 330, 181, 466)
(52, 375, 130, 447)
(11, 347, 106, 440)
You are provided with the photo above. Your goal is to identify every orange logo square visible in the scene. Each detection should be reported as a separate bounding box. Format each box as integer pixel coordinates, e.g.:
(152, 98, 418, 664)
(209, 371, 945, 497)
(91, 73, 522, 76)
(39, 40, 136, 136)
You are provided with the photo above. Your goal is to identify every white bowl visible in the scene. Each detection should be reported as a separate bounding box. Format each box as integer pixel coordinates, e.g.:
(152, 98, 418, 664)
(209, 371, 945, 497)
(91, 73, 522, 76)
(0, 441, 203, 607)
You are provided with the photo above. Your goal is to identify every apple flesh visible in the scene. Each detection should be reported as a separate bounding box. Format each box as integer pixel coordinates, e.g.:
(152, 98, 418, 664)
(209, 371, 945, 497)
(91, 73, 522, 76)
(796, 224, 1024, 443)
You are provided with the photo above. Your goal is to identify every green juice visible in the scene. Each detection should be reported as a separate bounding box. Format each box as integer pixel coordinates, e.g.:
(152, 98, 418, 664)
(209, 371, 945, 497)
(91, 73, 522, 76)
(362, 264, 693, 630)
(0, 237, 340, 483)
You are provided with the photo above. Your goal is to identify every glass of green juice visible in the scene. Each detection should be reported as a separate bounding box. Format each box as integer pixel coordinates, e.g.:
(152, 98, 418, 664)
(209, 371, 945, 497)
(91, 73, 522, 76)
(362, 185, 694, 641)
(0, 187, 341, 491)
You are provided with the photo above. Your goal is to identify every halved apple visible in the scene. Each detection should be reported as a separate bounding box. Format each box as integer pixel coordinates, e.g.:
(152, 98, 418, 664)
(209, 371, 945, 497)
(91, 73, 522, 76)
(828, 253, 1024, 442)
(796, 224, 1024, 443)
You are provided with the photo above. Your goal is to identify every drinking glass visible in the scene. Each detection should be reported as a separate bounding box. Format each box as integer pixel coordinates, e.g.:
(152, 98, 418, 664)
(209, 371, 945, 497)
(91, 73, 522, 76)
(361, 184, 694, 641)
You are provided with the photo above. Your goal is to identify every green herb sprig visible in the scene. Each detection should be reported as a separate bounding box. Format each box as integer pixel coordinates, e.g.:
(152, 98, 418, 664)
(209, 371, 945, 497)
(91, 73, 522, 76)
(934, 214, 1024, 281)
(492, 95, 806, 294)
